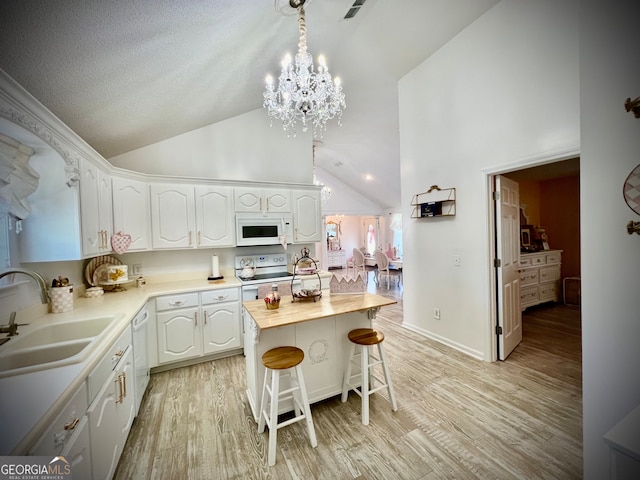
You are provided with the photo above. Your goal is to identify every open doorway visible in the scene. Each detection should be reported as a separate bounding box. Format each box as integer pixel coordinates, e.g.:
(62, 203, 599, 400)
(490, 156, 581, 361)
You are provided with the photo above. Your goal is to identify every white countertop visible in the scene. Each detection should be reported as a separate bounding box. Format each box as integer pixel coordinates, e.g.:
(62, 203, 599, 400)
(0, 275, 241, 455)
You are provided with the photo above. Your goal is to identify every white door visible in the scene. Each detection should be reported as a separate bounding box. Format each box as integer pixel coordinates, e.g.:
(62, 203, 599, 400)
(495, 175, 522, 360)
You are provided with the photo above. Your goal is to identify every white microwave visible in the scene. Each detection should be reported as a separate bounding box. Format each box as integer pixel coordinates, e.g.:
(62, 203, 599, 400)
(236, 213, 293, 247)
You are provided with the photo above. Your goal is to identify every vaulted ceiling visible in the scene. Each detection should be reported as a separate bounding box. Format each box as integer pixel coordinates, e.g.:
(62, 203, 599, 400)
(0, 0, 500, 210)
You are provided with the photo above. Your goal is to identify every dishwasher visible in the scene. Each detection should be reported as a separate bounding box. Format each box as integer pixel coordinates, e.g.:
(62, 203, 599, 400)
(132, 305, 150, 416)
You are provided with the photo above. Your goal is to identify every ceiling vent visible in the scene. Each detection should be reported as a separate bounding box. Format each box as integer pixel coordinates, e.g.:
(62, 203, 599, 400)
(344, 0, 367, 20)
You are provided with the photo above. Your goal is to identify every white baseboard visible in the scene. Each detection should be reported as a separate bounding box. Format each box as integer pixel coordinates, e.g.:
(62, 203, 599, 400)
(401, 323, 485, 361)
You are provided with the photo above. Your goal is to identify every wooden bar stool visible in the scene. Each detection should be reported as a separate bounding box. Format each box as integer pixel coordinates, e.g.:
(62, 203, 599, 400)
(258, 346, 317, 466)
(341, 328, 398, 425)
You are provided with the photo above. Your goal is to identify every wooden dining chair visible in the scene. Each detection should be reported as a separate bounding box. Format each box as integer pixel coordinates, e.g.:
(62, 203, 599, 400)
(374, 251, 402, 289)
(352, 248, 368, 283)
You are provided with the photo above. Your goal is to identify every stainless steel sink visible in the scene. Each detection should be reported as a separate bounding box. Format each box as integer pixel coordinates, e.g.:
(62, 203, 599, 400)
(0, 313, 124, 377)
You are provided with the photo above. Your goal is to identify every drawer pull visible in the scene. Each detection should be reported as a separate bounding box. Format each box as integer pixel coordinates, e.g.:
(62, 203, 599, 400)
(217, 295, 228, 301)
(64, 417, 80, 431)
(194, 311, 198, 327)
(204, 310, 208, 325)
(114, 349, 124, 358)
(115, 374, 123, 403)
(169, 300, 185, 307)
(116, 373, 127, 403)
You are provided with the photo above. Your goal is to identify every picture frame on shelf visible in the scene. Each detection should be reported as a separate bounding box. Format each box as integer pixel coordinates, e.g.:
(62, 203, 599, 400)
(521, 228, 531, 248)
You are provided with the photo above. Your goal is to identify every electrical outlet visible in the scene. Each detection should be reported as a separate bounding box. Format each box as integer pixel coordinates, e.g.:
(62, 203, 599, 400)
(133, 264, 142, 275)
(453, 255, 461, 266)
(434, 308, 441, 320)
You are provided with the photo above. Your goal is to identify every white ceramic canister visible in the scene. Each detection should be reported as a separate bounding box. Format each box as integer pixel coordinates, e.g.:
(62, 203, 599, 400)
(50, 285, 74, 313)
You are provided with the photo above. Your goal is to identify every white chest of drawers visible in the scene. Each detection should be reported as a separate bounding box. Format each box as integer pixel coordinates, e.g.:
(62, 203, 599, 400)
(519, 250, 563, 310)
(327, 250, 346, 269)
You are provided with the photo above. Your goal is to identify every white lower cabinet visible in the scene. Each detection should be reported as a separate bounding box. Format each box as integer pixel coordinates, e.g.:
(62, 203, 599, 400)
(87, 325, 135, 480)
(29, 382, 92, 479)
(156, 288, 241, 365)
(201, 290, 242, 354)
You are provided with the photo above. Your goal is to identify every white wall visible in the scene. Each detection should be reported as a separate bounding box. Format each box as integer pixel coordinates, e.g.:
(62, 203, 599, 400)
(580, 1, 640, 477)
(108, 108, 314, 185)
(317, 168, 385, 216)
(398, 0, 579, 359)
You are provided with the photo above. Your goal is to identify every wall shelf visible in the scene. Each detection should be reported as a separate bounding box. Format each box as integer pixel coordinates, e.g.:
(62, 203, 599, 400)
(411, 186, 456, 218)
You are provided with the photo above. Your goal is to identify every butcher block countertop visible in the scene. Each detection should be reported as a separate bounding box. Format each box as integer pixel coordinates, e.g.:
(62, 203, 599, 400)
(243, 292, 396, 330)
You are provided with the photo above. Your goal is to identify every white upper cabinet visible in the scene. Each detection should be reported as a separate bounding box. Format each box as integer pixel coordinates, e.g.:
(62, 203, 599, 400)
(150, 184, 196, 249)
(234, 187, 290, 213)
(112, 176, 151, 252)
(292, 189, 322, 243)
(195, 185, 235, 247)
(150, 184, 235, 249)
(80, 159, 113, 256)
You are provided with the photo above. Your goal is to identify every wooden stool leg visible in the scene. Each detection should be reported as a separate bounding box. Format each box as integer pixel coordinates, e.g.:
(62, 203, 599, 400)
(361, 344, 370, 425)
(267, 370, 280, 466)
(295, 364, 317, 448)
(257, 367, 270, 434)
(378, 343, 398, 412)
(341, 342, 356, 402)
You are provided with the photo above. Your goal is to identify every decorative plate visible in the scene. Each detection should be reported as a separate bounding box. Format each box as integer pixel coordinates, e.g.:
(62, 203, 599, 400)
(623, 164, 640, 215)
(85, 255, 123, 286)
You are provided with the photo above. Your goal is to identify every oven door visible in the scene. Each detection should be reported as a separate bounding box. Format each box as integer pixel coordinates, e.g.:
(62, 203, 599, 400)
(236, 213, 293, 246)
(242, 279, 301, 301)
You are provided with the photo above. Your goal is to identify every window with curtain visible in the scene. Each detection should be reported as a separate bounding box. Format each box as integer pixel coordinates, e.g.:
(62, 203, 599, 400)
(389, 212, 403, 258)
(366, 222, 376, 255)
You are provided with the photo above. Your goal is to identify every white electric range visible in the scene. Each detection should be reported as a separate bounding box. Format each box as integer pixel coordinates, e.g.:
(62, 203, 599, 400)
(234, 253, 300, 301)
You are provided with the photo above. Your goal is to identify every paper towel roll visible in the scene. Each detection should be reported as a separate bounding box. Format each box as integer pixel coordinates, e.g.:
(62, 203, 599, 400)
(211, 255, 220, 278)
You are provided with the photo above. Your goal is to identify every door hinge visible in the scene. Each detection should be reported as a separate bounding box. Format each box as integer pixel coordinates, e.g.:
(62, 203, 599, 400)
(496, 325, 503, 335)
(493, 191, 500, 201)
(494, 258, 501, 267)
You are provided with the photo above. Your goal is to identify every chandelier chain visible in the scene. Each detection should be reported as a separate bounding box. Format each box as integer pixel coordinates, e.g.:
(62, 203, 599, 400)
(297, 6, 307, 55)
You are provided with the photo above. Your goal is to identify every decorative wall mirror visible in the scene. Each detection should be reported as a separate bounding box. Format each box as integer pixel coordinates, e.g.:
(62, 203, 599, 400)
(326, 220, 340, 250)
(624, 164, 640, 235)
(623, 164, 640, 215)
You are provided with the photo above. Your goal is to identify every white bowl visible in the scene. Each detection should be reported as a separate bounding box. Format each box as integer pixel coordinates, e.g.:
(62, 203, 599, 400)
(85, 287, 104, 298)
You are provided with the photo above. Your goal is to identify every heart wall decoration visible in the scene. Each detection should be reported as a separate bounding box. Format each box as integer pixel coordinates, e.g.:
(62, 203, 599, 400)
(111, 231, 132, 254)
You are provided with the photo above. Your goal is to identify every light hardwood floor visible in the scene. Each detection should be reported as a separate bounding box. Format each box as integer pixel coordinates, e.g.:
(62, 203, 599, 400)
(115, 274, 582, 479)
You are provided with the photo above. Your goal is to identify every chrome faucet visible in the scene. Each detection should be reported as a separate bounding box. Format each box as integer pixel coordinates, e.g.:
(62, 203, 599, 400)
(0, 312, 19, 336)
(0, 268, 49, 304)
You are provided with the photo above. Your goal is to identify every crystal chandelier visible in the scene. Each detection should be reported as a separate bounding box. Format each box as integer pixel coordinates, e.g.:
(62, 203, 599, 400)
(264, 0, 346, 137)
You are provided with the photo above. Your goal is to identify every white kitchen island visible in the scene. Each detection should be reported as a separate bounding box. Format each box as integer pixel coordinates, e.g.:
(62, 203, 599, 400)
(243, 292, 396, 421)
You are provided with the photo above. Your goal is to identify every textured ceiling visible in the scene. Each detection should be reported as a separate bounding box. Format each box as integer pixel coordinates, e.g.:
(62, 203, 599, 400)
(0, 0, 500, 210)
